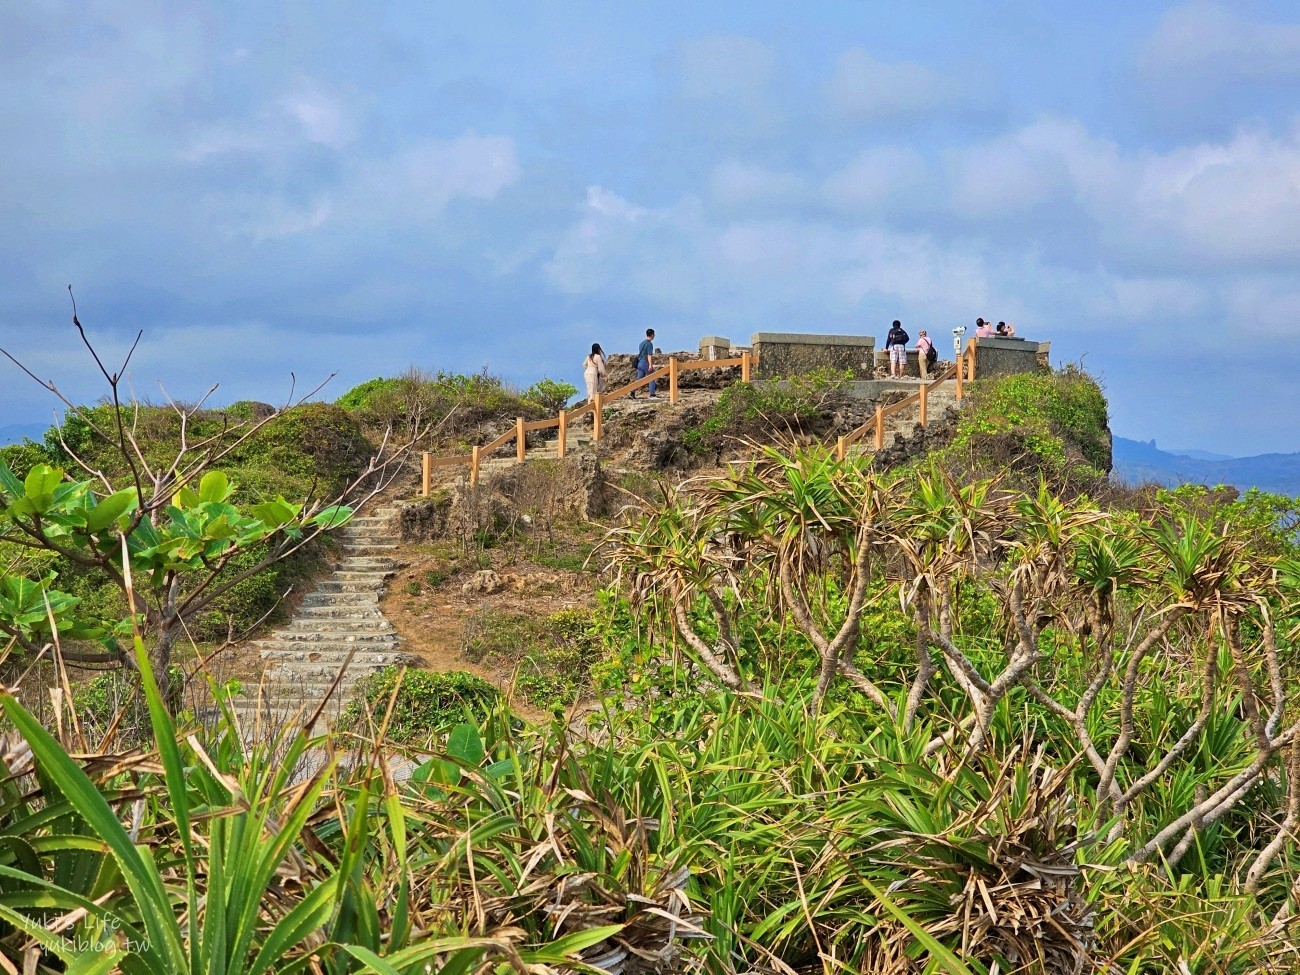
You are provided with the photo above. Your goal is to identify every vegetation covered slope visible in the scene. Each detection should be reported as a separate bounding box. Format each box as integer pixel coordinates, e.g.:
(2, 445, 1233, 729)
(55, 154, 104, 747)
(6, 366, 1300, 974)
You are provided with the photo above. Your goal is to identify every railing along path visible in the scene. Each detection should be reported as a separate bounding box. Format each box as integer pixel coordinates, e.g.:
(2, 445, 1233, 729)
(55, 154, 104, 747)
(420, 341, 979, 495)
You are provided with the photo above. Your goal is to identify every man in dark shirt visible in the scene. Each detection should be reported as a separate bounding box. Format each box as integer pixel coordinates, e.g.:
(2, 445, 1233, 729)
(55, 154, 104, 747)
(634, 328, 657, 398)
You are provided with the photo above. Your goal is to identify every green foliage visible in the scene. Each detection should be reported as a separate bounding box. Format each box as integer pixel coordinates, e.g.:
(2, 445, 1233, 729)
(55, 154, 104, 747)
(337, 667, 500, 742)
(337, 368, 545, 444)
(522, 377, 577, 414)
(0, 439, 52, 480)
(950, 365, 1110, 473)
(684, 367, 850, 454)
(0, 458, 351, 657)
(463, 608, 603, 713)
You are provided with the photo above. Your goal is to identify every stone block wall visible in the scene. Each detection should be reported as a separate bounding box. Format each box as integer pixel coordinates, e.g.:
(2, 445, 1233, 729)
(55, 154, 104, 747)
(751, 332, 876, 380)
(971, 337, 1051, 379)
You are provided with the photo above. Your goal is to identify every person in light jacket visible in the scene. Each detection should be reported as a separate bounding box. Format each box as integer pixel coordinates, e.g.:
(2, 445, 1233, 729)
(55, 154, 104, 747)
(583, 343, 606, 402)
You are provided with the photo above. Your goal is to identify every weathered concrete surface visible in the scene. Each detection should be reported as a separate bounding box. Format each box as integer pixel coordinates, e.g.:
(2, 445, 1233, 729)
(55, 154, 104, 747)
(699, 336, 732, 359)
(972, 337, 1050, 378)
(751, 332, 876, 380)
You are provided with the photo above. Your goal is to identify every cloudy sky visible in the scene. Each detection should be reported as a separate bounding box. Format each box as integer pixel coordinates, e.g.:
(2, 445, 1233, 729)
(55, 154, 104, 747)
(1, 1, 1298, 456)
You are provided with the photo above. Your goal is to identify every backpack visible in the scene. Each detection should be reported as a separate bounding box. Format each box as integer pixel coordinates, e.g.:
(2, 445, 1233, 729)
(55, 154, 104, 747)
(925, 344, 938, 364)
(890, 327, 909, 346)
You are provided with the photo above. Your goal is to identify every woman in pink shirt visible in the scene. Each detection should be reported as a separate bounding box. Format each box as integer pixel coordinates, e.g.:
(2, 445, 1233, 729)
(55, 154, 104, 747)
(915, 330, 935, 379)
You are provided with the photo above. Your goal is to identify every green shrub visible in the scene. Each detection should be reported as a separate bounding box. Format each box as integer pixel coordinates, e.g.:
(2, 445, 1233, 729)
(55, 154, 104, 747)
(0, 439, 53, 480)
(684, 368, 850, 454)
(522, 378, 577, 415)
(337, 667, 499, 742)
(946, 366, 1110, 477)
(338, 368, 545, 444)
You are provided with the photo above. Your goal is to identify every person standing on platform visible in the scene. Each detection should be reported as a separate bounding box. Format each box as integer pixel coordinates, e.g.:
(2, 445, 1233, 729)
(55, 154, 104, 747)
(885, 320, 910, 379)
(916, 330, 935, 379)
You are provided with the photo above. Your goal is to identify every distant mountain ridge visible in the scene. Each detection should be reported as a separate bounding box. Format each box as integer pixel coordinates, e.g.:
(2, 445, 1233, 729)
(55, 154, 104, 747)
(1113, 437, 1300, 497)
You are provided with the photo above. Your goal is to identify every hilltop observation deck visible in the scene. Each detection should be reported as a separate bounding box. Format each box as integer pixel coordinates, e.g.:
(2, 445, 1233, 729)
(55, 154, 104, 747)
(699, 331, 1050, 397)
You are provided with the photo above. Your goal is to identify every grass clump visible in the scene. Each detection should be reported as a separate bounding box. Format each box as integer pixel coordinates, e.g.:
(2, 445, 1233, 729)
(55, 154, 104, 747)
(337, 667, 499, 743)
(684, 367, 851, 454)
(464, 608, 602, 712)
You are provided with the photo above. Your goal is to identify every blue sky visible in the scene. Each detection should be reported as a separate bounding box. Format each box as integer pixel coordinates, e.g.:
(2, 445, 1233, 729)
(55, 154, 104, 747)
(2, 1, 1298, 456)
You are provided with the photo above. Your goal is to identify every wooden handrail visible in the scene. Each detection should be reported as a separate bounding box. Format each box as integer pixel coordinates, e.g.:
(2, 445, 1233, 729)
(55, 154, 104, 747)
(419, 352, 755, 494)
(837, 362, 961, 457)
(418, 339, 971, 494)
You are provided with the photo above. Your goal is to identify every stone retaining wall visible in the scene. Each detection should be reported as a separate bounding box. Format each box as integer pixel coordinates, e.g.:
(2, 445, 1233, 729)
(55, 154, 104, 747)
(971, 337, 1051, 378)
(751, 332, 876, 380)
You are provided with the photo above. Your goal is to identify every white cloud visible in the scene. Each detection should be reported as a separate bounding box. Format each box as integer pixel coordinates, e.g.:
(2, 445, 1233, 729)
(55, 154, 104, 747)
(946, 117, 1122, 218)
(1141, 2, 1300, 82)
(1222, 278, 1300, 338)
(709, 161, 805, 207)
(278, 82, 357, 148)
(675, 36, 776, 101)
(822, 146, 927, 212)
(827, 47, 960, 121)
(344, 133, 522, 222)
(1132, 128, 1300, 267)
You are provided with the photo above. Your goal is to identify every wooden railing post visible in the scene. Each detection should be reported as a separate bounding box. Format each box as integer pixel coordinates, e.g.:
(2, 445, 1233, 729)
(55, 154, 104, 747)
(919, 383, 928, 428)
(421, 452, 431, 497)
(967, 340, 976, 381)
(741, 350, 751, 383)
(955, 357, 964, 400)
(557, 409, 567, 459)
(516, 417, 526, 463)
(874, 404, 884, 450)
(669, 356, 679, 405)
(471, 446, 481, 487)
(592, 392, 603, 441)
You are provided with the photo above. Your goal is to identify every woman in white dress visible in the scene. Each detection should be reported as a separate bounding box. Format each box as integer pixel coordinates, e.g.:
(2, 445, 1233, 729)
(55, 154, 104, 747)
(583, 343, 607, 402)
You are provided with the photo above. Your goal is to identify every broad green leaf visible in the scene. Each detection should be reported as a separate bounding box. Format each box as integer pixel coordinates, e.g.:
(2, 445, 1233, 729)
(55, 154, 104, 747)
(446, 723, 485, 766)
(24, 464, 63, 500)
(312, 505, 353, 529)
(251, 498, 299, 528)
(529, 923, 625, 959)
(85, 488, 138, 533)
(197, 470, 232, 504)
(0, 456, 23, 496)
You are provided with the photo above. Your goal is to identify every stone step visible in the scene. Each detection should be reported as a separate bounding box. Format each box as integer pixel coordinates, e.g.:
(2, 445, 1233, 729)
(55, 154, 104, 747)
(300, 593, 381, 608)
(334, 570, 395, 582)
(252, 638, 399, 654)
(311, 582, 388, 596)
(256, 647, 415, 665)
(293, 605, 387, 620)
(264, 627, 396, 643)
(337, 555, 397, 567)
(262, 663, 390, 684)
(287, 629, 397, 644)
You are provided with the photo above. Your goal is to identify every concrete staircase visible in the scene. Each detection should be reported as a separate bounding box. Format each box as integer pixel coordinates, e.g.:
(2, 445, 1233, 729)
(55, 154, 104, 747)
(475, 424, 596, 477)
(846, 382, 960, 458)
(227, 504, 415, 734)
